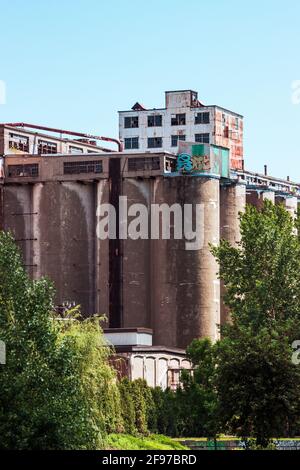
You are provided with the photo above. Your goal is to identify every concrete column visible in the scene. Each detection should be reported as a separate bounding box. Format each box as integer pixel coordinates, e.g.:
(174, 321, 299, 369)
(95, 179, 110, 324)
(220, 182, 246, 325)
(121, 178, 152, 329)
(275, 195, 298, 220)
(246, 189, 275, 209)
(152, 176, 220, 349)
(220, 182, 246, 244)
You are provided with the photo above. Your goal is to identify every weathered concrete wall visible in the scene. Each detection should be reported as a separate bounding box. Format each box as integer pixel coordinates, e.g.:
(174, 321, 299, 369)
(4, 181, 102, 316)
(246, 189, 275, 208)
(121, 178, 152, 329)
(150, 176, 220, 348)
(3, 184, 35, 276)
(275, 195, 298, 219)
(220, 183, 246, 325)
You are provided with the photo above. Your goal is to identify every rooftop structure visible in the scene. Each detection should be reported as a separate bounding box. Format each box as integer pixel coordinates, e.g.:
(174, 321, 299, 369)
(119, 89, 244, 170)
(0, 122, 122, 156)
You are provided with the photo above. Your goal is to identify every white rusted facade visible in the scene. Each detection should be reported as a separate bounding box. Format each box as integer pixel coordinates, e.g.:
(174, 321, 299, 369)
(119, 89, 244, 170)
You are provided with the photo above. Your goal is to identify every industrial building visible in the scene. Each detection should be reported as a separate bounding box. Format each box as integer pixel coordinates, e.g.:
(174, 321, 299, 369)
(0, 91, 299, 387)
(119, 89, 244, 170)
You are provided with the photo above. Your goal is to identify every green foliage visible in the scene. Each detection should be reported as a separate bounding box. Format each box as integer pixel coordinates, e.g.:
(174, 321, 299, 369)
(176, 338, 218, 437)
(150, 387, 178, 436)
(214, 323, 300, 446)
(118, 378, 154, 436)
(212, 201, 300, 329)
(106, 433, 188, 450)
(211, 201, 300, 446)
(118, 377, 137, 434)
(0, 231, 121, 449)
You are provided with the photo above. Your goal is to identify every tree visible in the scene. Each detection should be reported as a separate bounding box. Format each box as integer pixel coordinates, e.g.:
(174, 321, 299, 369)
(212, 201, 300, 329)
(214, 323, 300, 447)
(0, 231, 121, 449)
(211, 201, 300, 446)
(175, 338, 219, 437)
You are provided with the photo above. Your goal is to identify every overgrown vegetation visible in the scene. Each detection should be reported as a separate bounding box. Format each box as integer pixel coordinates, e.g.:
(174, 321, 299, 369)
(106, 434, 187, 450)
(2, 200, 300, 449)
(0, 232, 122, 449)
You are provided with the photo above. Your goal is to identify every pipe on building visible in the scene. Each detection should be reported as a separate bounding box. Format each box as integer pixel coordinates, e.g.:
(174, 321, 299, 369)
(2, 122, 123, 152)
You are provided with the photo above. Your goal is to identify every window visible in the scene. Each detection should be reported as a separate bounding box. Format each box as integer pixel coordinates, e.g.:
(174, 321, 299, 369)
(8, 164, 38, 177)
(9, 133, 29, 152)
(195, 112, 210, 124)
(195, 133, 210, 143)
(171, 113, 186, 126)
(147, 115, 162, 127)
(69, 146, 84, 154)
(64, 160, 103, 175)
(235, 117, 239, 130)
(148, 137, 162, 148)
(124, 116, 139, 128)
(38, 140, 57, 155)
(124, 137, 139, 150)
(171, 135, 186, 147)
(128, 157, 160, 171)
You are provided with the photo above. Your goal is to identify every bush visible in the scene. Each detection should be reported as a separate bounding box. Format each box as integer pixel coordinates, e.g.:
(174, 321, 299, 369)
(0, 231, 122, 449)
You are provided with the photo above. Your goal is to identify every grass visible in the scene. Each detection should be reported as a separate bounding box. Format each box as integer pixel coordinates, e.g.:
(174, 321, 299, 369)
(106, 434, 188, 450)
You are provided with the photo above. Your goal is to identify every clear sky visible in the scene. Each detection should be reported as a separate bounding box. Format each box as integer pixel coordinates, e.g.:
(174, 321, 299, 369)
(0, 0, 300, 179)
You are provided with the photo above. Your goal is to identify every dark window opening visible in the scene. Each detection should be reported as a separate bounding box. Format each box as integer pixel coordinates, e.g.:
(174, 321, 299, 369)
(124, 116, 139, 128)
(195, 133, 210, 143)
(38, 140, 57, 155)
(8, 164, 38, 177)
(147, 137, 162, 148)
(124, 137, 139, 150)
(147, 115, 162, 127)
(64, 160, 103, 175)
(171, 135, 186, 147)
(171, 113, 186, 126)
(195, 112, 210, 124)
(9, 133, 29, 152)
(128, 157, 160, 171)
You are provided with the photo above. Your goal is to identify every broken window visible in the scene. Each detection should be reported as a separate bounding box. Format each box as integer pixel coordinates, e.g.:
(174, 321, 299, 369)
(8, 164, 39, 177)
(124, 137, 139, 150)
(38, 140, 57, 155)
(64, 160, 103, 175)
(69, 146, 84, 154)
(171, 113, 186, 126)
(195, 112, 210, 124)
(8, 133, 29, 152)
(124, 116, 139, 128)
(147, 137, 162, 148)
(195, 133, 210, 144)
(171, 135, 186, 147)
(147, 115, 162, 127)
(128, 157, 160, 171)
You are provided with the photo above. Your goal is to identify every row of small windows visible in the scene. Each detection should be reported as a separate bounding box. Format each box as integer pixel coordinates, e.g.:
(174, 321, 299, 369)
(124, 112, 210, 129)
(7, 161, 103, 178)
(8, 133, 96, 155)
(124, 133, 210, 149)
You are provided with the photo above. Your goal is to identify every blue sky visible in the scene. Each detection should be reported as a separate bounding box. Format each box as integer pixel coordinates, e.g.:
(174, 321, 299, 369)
(0, 0, 300, 179)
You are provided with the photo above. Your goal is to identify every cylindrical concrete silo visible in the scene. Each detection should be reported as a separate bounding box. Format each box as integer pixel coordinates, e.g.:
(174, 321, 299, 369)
(275, 195, 298, 220)
(220, 182, 246, 325)
(246, 189, 275, 209)
(151, 175, 220, 349)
